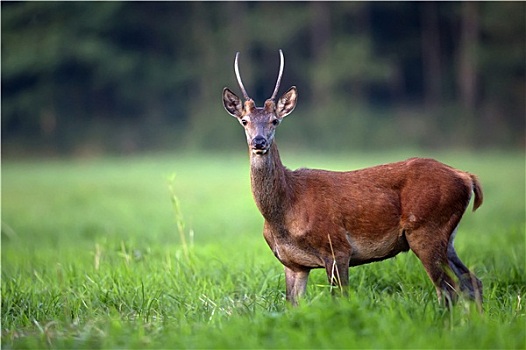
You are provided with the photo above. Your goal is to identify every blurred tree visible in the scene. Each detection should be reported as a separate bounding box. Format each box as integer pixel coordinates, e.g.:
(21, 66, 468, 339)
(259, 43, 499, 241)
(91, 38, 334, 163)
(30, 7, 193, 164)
(2, 2, 125, 152)
(477, 2, 525, 147)
(309, 0, 331, 107)
(1, 2, 524, 156)
(420, 2, 442, 110)
(457, 1, 479, 113)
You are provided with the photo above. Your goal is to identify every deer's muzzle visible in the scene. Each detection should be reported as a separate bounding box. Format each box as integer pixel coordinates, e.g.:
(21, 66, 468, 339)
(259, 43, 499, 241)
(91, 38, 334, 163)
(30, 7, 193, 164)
(252, 136, 268, 154)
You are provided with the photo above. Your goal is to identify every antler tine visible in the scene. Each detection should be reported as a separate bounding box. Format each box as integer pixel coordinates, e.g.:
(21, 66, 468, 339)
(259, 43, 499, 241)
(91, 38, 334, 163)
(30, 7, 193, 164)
(234, 52, 250, 101)
(270, 49, 285, 101)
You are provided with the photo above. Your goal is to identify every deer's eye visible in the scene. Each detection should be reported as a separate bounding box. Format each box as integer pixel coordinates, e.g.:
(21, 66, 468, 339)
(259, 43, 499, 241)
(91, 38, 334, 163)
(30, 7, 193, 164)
(241, 119, 248, 126)
(272, 119, 280, 126)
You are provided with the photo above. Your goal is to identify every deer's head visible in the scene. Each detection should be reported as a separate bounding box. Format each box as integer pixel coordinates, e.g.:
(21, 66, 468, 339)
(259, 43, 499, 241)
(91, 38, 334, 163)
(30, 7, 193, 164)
(223, 50, 298, 155)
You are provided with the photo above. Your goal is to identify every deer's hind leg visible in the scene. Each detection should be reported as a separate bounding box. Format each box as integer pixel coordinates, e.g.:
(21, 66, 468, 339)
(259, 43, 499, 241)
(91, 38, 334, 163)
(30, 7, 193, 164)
(406, 227, 458, 307)
(447, 227, 483, 303)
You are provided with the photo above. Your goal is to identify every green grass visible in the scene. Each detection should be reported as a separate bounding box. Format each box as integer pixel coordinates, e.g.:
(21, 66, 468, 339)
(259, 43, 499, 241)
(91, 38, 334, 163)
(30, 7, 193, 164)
(2, 150, 525, 349)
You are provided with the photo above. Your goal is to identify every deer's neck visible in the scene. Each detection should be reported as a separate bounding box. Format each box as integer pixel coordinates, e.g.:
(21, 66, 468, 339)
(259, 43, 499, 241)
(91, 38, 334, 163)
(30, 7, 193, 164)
(250, 143, 292, 224)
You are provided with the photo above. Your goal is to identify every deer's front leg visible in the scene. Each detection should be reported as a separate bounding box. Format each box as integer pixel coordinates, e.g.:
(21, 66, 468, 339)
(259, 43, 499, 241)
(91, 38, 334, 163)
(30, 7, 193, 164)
(284, 267, 309, 305)
(324, 258, 349, 297)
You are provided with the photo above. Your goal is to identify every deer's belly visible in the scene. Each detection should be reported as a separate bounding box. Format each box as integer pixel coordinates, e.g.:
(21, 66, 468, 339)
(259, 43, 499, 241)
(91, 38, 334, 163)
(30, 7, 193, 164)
(346, 229, 410, 266)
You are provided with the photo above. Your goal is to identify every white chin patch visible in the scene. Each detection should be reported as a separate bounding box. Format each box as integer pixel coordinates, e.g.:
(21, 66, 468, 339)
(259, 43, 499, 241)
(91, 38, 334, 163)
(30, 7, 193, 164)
(252, 149, 268, 155)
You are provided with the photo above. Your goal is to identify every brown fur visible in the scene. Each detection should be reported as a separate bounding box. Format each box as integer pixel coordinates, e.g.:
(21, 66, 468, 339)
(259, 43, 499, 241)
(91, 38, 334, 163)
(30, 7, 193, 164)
(222, 53, 483, 307)
(248, 142, 483, 306)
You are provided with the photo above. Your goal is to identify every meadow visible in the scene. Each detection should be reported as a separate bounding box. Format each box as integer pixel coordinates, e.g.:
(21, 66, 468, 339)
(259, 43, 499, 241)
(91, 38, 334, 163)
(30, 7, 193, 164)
(2, 150, 525, 349)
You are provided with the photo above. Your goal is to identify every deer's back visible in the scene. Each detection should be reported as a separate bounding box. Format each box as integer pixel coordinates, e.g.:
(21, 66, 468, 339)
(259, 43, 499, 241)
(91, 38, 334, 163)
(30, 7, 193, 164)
(288, 157, 473, 229)
(266, 157, 475, 268)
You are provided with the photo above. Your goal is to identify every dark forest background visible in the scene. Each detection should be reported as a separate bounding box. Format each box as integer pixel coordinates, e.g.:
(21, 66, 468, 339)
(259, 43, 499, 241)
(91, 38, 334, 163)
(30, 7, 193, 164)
(2, 1, 525, 157)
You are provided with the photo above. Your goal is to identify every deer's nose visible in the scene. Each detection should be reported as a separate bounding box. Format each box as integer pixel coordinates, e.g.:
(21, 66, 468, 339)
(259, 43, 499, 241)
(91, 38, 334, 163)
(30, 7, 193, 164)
(252, 136, 267, 150)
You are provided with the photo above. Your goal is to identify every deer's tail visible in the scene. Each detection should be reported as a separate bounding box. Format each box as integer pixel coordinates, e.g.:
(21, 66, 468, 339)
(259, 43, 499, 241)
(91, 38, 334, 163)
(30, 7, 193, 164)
(470, 174, 483, 212)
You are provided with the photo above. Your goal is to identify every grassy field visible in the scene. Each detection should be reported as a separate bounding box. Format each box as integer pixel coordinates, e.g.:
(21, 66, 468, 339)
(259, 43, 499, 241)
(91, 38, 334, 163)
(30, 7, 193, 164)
(2, 150, 525, 349)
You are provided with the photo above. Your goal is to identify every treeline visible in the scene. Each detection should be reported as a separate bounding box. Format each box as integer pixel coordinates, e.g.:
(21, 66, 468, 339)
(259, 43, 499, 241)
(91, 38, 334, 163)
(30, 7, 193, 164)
(2, 2, 524, 156)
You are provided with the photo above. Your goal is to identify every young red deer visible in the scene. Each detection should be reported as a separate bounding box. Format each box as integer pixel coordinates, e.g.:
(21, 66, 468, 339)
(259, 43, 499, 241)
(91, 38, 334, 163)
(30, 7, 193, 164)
(222, 50, 483, 307)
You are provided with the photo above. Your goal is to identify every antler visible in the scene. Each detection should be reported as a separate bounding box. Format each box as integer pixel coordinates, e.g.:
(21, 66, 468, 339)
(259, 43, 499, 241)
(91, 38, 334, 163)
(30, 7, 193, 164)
(269, 49, 285, 101)
(234, 52, 250, 101)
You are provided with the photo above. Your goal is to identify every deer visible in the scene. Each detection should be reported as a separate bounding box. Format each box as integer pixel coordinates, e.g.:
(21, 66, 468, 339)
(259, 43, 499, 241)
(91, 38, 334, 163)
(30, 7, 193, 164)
(222, 50, 484, 308)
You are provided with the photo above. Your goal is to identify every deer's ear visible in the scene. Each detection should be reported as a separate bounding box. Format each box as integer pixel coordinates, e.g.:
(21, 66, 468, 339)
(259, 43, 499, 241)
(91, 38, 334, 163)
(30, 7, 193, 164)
(222, 88, 243, 118)
(276, 86, 297, 118)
